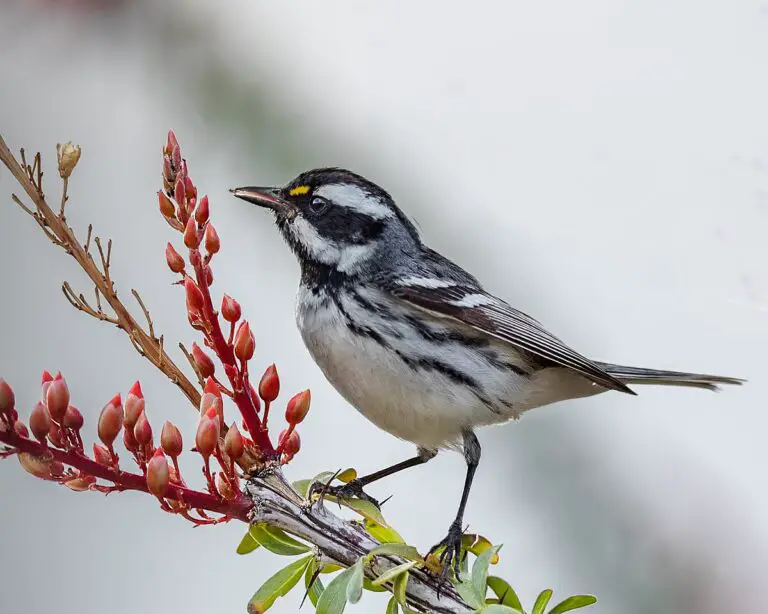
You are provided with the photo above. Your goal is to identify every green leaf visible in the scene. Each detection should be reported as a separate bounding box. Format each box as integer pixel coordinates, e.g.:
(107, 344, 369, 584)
(248, 524, 310, 556)
(487, 577, 523, 612)
(365, 543, 422, 562)
(304, 560, 325, 607)
(247, 555, 312, 613)
(482, 606, 525, 614)
(371, 561, 417, 586)
(547, 595, 598, 614)
(292, 479, 312, 498)
(346, 558, 365, 604)
(362, 577, 388, 593)
(532, 589, 553, 614)
(236, 529, 261, 555)
(472, 544, 501, 598)
(455, 579, 484, 610)
(386, 597, 399, 614)
(393, 570, 409, 606)
(365, 521, 405, 544)
(316, 565, 357, 614)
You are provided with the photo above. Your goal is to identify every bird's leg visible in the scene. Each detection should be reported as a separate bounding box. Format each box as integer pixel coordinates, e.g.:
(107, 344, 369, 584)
(310, 448, 437, 509)
(428, 431, 480, 580)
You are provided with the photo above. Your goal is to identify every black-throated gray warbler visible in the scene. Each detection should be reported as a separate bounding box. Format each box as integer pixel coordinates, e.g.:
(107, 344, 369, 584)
(232, 169, 742, 574)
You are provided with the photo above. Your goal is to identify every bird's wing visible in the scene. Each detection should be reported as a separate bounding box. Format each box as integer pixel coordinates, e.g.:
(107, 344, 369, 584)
(387, 278, 634, 394)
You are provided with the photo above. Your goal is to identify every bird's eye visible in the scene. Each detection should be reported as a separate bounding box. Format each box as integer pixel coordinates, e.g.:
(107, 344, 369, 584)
(308, 196, 330, 215)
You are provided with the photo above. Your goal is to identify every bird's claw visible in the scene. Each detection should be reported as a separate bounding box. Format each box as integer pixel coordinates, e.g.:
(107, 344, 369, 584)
(307, 477, 381, 510)
(428, 519, 465, 583)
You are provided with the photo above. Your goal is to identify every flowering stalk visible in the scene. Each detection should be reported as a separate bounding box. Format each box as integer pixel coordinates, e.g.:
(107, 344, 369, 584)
(159, 133, 276, 458)
(0, 428, 249, 521)
(0, 375, 249, 524)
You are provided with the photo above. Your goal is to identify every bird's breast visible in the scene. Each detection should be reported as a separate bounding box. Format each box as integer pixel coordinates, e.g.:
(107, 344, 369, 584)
(295, 284, 533, 450)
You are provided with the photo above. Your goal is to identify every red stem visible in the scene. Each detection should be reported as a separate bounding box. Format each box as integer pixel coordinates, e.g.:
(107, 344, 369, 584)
(0, 430, 250, 522)
(187, 250, 274, 457)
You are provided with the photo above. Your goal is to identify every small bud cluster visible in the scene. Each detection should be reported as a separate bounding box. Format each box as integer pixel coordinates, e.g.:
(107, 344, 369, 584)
(0, 375, 250, 525)
(157, 132, 312, 463)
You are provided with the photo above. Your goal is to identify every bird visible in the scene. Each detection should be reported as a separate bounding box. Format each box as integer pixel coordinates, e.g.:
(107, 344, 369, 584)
(231, 168, 743, 575)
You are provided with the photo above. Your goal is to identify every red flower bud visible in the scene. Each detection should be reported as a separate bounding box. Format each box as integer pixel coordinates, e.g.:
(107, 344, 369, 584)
(199, 392, 223, 425)
(204, 377, 222, 399)
(204, 223, 220, 255)
(166, 130, 179, 155)
(171, 145, 182, 174)
(185, 175, 196, 203)
(160, 421, 183, 457)
(133, 411, 153, 446)
(45, 377, 70, 423)
(64, 475, 96, 492)
(0, 379, 15, 412)
(258, 365, 280, 403)
(195, 195, 209, 225)
(124, 384, 145, 430)
(183, 217, 199, 249)
(63, 405, 83, 431)
(158, 192, 176, 219)
(40, 370, 53, 403)
(223, 423, 244, 460)
(13, 420, 28, 438)
(146, 448, 170, 497)
(123, 427, 138, 453)
(92, 443, 112, 466)
(285, 390, 311, 425)
(216, 473, 238, 500)
(162, 158, 174, 187)
(195, 416, 219, 458)
(48, 423, 64, 448)
(234, 321, 255, 362)
(174, 176, 186, 207)
(279, 429, 301, 456)
(165, 242, 185, 273)
(192, 342, 215, 378)
(204, 265, 214, 287)
(18, 452, 58, 480)
(185, 277, 205, 315)
(29, 402, 52, 443)
(97, 394, 123, 446)
(221, 294, 241, 323)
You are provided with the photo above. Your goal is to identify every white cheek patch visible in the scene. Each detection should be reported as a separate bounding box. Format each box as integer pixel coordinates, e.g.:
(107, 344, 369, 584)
(315, 184, 394, 220)
(449, 293, 494, 308)
(290, 217, 340, 264)
(289, 217, 376, 272)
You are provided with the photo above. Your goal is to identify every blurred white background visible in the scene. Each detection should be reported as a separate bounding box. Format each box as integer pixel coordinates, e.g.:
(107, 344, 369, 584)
(1, 1, 766, 613)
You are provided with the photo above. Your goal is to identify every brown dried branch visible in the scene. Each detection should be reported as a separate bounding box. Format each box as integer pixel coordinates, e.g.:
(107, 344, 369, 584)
(0, 134, 201, 410)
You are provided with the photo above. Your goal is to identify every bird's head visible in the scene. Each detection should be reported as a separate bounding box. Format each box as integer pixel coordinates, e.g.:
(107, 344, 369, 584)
(231, 168, 420, 276)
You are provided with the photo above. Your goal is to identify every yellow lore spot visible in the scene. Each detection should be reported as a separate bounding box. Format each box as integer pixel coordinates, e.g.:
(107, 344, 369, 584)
(289, 185, 310, 196)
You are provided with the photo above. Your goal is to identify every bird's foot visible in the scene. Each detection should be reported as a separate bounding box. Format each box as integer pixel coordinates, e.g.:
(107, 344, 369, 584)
(428, 519, 465, 582)
(308, 477, 381, 510)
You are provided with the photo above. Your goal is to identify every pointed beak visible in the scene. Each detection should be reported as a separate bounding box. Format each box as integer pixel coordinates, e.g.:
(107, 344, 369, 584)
(229, 186, 295, 216)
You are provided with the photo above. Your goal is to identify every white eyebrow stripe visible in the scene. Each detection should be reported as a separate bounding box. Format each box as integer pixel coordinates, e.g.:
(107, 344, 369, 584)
(448, 293, 494, 308)
(315, 184, 394, 220)
(396, 276, 458, 289)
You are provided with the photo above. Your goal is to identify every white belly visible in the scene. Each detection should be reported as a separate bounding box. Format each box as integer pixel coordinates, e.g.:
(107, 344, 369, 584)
(295, 285, 542, 450)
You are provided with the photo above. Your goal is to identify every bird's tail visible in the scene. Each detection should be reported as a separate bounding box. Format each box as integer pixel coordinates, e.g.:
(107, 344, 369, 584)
(595, 362, 745, 392)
